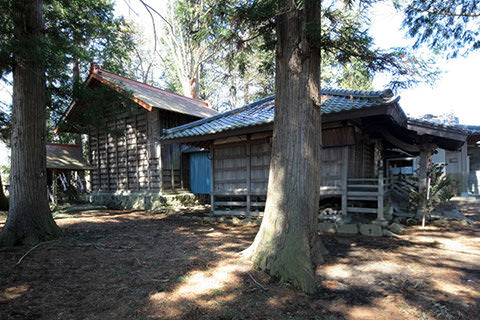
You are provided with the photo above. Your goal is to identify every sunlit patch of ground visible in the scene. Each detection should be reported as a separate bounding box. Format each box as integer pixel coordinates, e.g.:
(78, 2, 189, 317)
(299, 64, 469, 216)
(0, 204, 479, 319)
(318, 206, 480, 320)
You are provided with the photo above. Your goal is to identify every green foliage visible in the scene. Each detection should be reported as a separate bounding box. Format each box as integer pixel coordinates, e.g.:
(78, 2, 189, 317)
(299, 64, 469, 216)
(0, 0, 136, 143)
(409, 163, 454, 212)
(57, 83, 138, 135)
(226, 0, 438, 91)
(401, 0, 480, 58)
(1, 164, 10, 177)
(152, 0, 274, 109)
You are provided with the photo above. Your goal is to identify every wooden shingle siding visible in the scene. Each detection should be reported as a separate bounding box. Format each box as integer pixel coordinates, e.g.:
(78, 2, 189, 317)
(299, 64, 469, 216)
(88, 106, 199, 193)
(214, 144, 249, 194)
(348, 139, 375, 179)
(321, 147, 344, 188)
(249, 141, 271, 194)
(211, 137, 271, 215)
(89, 107, 162, 192)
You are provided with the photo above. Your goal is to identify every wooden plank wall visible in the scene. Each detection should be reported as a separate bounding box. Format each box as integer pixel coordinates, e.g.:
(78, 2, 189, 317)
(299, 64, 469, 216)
(250, 142, 271, 194)
(211, 137, 377, 215)
(159, 111, 198, 190)
(213, 144, 249, 194)
(321, 147, 345, 188)
(89, 108, 154, 192)
(88, 107, 198, 193)
(348, 140, 375, 178)
(213, 143, 355, 194)
(211, 137, 271, 215)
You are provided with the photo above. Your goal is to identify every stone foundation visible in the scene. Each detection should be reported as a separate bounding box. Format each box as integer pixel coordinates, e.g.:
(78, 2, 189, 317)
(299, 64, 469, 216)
(319, 221, 402, 237)
(173, 214, 401, 237)
(82, 192, 208, 210)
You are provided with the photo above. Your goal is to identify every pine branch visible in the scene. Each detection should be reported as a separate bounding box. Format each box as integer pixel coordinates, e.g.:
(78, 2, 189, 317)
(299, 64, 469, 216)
(408, 4, 480, 17)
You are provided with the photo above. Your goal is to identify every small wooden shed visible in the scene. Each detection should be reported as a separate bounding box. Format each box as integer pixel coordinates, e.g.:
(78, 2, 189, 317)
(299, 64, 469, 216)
(46, 143, 94, 203)
(160, 89, 468, 219)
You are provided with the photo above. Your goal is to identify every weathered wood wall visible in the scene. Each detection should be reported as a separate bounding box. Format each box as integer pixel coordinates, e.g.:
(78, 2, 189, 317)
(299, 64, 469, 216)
(210, 131, 375, 215)
(88, 106, 197, 192)
(213, 138, 271, 196)
(347, 139, 375, 178)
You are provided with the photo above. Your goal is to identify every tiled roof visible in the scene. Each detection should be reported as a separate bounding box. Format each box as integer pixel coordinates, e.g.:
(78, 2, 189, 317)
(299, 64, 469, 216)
(160, 88, 399, 141)
(46, 143, 94, 170)
(95, 70, 218, 118)
(407, 118, 468, 134)
(456, 124, 480, 134)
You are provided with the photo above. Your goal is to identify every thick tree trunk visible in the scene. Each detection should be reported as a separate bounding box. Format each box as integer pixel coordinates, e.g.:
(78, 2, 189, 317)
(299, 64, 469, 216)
(0, 0, 62, 246)
(243, 0, 321, 294)
(0, 177, 8, 211)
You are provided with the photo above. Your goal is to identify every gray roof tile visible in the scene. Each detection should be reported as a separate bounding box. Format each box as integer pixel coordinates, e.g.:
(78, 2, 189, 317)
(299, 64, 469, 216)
(97, 70, 218, 118)
(160, 89, 398, 141)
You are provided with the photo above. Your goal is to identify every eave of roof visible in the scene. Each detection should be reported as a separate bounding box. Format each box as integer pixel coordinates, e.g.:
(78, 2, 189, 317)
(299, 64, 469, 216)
(95, 70, 218, 118)
(159, 89, 405, 144)
(407, 119, 468, 142)
(55, 67, 218, 132)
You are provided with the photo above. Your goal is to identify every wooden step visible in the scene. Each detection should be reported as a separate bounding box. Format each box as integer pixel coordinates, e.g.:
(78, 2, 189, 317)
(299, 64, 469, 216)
(348, 184, 378, 188)
(347, 196, 377, 201)
(347, 207, 378, 214)
(347, 191, 379, 197)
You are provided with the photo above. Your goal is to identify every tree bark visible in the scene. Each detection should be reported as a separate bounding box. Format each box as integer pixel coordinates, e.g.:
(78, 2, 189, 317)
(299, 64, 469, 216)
(243, 0, 321, 294)
(0, 0, 62, 246)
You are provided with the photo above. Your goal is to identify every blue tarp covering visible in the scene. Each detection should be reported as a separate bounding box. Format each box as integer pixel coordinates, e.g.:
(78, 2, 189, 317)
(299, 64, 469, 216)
(189, 152, 210, 194)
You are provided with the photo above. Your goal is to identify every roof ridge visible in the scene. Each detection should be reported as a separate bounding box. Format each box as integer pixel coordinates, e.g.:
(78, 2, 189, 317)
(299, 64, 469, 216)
(98, 69, 209, 107)
(321, 88, 393, 99)
(162, 95, 275, 135)
(407, 118, 467, 133)
(162, 89, 397, 136)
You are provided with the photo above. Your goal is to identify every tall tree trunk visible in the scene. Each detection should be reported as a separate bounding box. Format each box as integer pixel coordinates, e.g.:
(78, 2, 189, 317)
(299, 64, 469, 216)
(0, 0, 62, 246)
(188, 69, 200, 100)
(0, 176, 8, 211)
(243, 0, 321, 294)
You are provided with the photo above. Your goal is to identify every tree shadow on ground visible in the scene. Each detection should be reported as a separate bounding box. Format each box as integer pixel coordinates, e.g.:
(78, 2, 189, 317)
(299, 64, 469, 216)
(0, 208, 479, 319)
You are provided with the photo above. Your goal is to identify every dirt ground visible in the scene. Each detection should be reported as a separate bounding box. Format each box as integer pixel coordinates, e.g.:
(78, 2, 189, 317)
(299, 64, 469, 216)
(0, 204, 479, 320)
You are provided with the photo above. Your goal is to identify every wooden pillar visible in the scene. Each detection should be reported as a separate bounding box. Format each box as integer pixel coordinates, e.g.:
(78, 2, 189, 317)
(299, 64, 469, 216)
(460, 143, 469, 196)
(376, 162, 385, 222)
(52, 169, 57, 205)
(210, 144, 215, 214)
(86, 133, 91, 192)
(246, 139, 251, 215)
(135, 114, 140, 191)
(96, 129, 100, 191)
(114, 121, 119, 191)
(417, 148, 428, 218)
(146, 113, 152, 191)
(417, 144, 435, 218)
(124, 118, 130, 190)
(180, 152, 184, 190)
(171, 145, 175, 190)
(105, 132, 110, 191)
(341, 146, 348, 215)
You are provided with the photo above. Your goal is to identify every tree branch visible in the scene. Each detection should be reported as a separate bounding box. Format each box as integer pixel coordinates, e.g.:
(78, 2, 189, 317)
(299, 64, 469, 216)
(408, 5, 480, 17)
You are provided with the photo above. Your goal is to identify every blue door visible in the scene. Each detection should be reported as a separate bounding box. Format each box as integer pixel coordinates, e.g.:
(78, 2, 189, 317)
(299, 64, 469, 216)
(189, 152, 211, 194)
